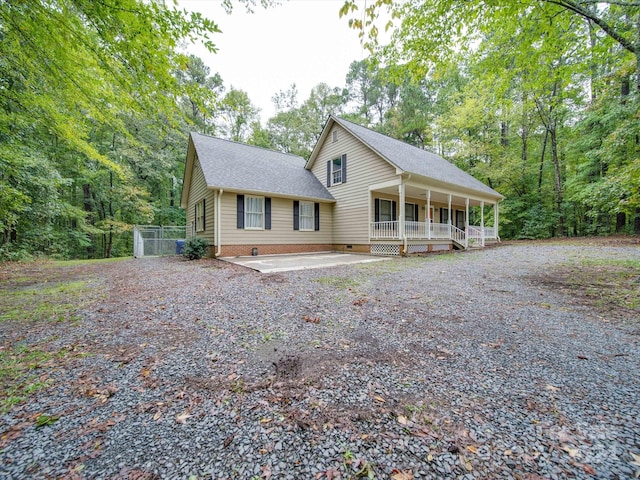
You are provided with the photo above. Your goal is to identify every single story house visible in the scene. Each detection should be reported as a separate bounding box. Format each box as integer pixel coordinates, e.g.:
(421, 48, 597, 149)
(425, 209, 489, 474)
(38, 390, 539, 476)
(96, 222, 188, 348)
(180, 115, 503, 257)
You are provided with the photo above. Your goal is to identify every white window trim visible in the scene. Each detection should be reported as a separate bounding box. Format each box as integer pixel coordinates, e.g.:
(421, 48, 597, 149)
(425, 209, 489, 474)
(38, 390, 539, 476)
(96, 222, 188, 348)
(195, 199, 205, 232)
(245, 195, 264, 230)
(299, 201, 314, 231)
(331, 157, 342, 185)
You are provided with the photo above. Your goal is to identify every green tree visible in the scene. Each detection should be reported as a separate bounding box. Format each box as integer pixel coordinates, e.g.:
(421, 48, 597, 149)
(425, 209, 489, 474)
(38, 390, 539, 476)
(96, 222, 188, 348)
(217, 88, 260, 142)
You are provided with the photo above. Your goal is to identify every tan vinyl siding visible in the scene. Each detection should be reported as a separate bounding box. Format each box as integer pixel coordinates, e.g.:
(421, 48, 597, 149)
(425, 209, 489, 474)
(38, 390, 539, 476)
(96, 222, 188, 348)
(185, 155, 215, 245)
(310, 124, 397, 244)
(220, 193, 333, 245)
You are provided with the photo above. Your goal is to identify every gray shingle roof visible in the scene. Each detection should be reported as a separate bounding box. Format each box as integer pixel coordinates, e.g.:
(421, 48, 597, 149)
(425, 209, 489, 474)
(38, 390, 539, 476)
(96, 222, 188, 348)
(332, 116, 503, 199)
(190, 133, 334, 201)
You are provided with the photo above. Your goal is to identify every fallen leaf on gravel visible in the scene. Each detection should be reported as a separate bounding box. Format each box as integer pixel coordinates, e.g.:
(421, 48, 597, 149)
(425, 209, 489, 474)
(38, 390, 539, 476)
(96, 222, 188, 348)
(466, 445, 478, 454)
(153, 411, 162, 421)
(582, 464, 596, 475)
(320, 466, 340, 480)
(391, 469, 413, 480)
(397, 415, 408, 425)
(504, 449, 512, 456)
(260, 417, 272, 424)
(577, 355, 588, 360)
(374, 396, 385, 403)
(261, 464, 272, 480)
(427, 454, 433, 462)
(545, 384, 560, 392)
(630, 452, 640, 477)
(459, 455, 473, 471)
(175, 411, 192, 424)
(562, 445, 579, 458)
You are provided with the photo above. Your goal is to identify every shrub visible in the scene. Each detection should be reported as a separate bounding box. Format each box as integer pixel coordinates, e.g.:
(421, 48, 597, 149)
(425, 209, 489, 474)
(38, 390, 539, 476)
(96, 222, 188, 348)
(182, 237, 209, 260)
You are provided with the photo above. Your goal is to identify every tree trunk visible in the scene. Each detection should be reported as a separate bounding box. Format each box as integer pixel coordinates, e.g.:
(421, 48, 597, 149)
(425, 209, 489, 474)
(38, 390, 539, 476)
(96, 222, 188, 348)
(634, 208, 640, 234)
(550, 122, 565, 236)
(538, 128, 548, 194)
(83, 184, 95, 257)
(616, 212, 627, 232)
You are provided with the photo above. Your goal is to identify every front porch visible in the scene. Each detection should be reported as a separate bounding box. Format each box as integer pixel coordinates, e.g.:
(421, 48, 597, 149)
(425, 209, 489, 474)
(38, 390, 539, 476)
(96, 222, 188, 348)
(370, 221, 498, 249)
(367, 178, 501, 255)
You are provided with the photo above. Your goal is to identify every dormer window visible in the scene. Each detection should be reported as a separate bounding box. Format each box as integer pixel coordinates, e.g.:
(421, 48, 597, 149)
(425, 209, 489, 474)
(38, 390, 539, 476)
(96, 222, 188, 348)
(332, 157, 342, 184)
(326, 154, 347, 187)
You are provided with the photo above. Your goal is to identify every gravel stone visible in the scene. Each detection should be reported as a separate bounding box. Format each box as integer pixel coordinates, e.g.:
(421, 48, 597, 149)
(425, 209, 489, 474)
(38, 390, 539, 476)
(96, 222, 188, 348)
(1, 241, 639, 479)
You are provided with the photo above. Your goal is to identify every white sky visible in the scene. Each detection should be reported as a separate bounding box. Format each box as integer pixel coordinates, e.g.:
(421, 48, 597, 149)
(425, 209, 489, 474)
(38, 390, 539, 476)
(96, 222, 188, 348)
(178, 0, 372, 122)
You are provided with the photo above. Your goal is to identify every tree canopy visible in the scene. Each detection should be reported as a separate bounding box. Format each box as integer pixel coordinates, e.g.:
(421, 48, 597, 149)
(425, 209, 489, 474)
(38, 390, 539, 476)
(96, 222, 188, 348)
(1, 0, 637, 261)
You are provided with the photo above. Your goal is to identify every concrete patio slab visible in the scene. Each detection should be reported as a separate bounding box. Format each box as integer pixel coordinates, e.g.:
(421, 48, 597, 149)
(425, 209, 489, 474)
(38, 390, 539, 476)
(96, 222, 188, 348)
(220, 252, 390, 273)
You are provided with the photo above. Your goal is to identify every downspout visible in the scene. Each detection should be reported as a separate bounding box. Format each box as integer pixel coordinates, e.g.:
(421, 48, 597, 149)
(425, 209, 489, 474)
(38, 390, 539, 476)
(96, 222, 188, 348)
(215, 189, 223, 257)
(403, 175, 411, 255)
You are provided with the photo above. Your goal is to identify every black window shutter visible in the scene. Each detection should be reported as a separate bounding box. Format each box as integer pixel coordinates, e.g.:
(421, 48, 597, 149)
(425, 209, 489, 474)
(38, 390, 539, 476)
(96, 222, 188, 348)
(341, 154, 347, 183)
(265, 197, 271, 230)
(414, 204, 418, 222)
(202, 199, 206, 230)
(391, 201, 397, 222)
(326, 160, 331, 187)
(237, 195, 244, 229)
(374, 198, 380, 222)
(314, 202, 320, 231)
(293, 200, 300, 230)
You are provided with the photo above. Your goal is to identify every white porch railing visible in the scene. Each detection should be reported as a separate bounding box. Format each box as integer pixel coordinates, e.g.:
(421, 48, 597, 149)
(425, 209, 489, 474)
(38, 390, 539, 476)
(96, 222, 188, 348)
(370, 221, 398, 239)
(370, 221, 497, 248)
(451, 225, 466, 247)
(430, 222, 451, 239)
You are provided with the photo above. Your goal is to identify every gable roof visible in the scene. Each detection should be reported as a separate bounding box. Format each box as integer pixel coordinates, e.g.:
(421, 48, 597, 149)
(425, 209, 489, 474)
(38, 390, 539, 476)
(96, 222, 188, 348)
(308, 116, 503, 200)
(184, 132, 334, 202)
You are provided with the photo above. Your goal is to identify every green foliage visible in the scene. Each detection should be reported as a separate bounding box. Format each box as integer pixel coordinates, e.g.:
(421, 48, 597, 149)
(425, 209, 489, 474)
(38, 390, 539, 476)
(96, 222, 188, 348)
(183, 237, 209, 260)
(0, 345, 56, 414)
(339, 0, 640, 238)
(0, 0, 219, 260)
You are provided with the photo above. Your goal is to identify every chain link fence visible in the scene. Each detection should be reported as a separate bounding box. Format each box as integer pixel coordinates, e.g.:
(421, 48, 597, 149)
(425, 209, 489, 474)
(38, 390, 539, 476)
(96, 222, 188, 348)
(133, 225, 186, 257)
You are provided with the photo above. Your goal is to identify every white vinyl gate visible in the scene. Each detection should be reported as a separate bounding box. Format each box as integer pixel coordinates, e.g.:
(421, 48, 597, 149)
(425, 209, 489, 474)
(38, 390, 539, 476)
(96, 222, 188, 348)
(133, 225, 186, 257)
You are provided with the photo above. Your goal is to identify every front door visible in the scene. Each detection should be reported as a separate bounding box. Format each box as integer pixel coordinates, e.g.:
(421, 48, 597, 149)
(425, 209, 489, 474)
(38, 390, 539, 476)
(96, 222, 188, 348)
(455, 210, 465, 230)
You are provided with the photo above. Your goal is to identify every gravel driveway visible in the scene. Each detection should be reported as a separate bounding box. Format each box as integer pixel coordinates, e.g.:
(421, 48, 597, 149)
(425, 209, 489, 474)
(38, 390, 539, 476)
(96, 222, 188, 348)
(1, 240, 639, 479)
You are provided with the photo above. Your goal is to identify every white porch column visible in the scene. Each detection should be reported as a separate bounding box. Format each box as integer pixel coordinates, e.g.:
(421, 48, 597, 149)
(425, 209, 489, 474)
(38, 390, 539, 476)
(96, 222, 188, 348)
(399, 182, 405, 249)
(426, 189, 431, 240)
(495, 202, 500, 240)
(368, 189, 372, 240)
(448, 194, 452, 237)
(480, 200, 485, 247)
(465, 197, 469, 248)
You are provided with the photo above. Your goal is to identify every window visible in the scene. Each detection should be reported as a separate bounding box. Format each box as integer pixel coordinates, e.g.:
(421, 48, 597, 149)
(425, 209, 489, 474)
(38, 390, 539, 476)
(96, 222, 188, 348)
(405, 203, 418, 222)
(440, 208, 450, 223)
(326, 154, 347, 187)
(379, 199, 393, 222)
(294, 201, 320, 231)
(332, 130, 338, 143)
(245, 196, 264, 229)
(195, 199, 205, 232)
(332, 157, 342, 184)
(237, 195, 270, 230)
(299, 201, 314, 231)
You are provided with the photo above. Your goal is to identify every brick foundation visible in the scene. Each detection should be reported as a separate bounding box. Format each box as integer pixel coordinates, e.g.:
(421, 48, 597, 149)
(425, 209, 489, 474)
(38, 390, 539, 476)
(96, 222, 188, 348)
(332, 244, 371, 254)
(215, 244, 332, 257)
